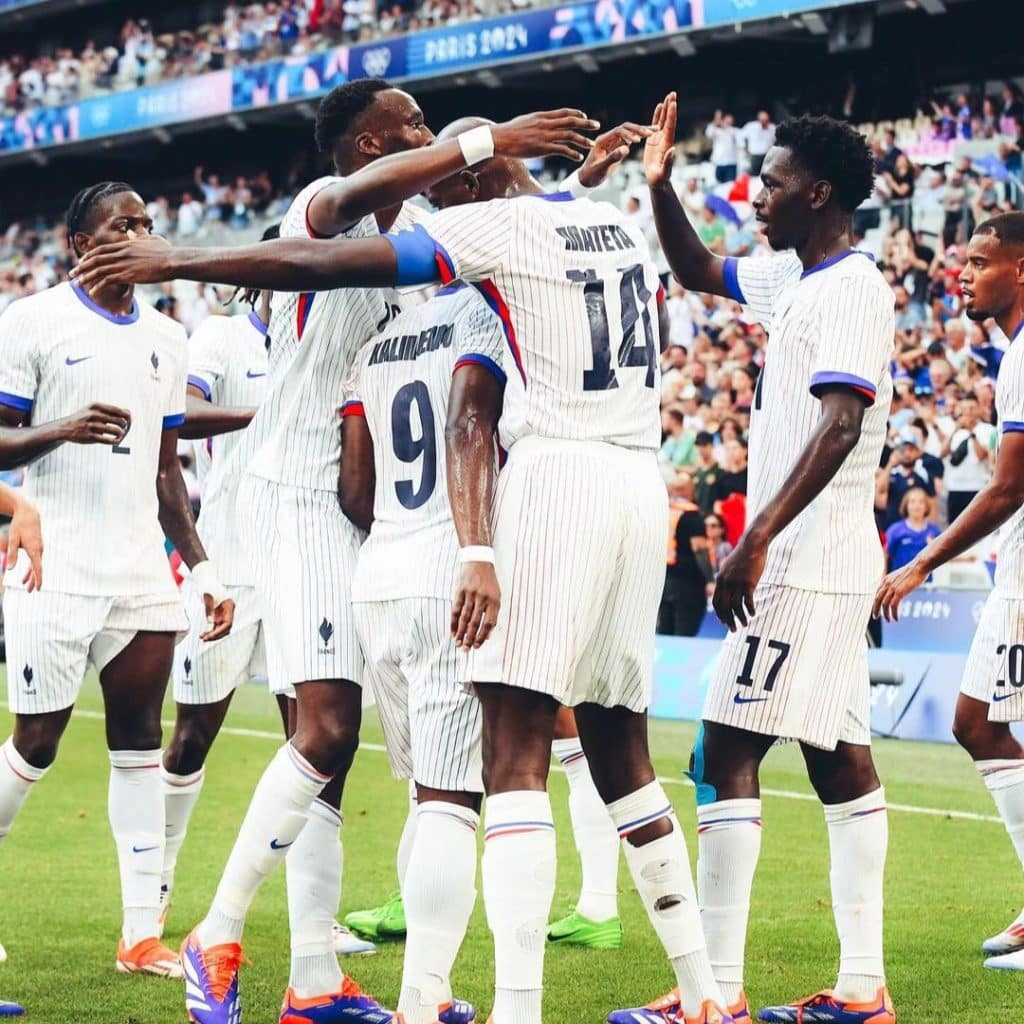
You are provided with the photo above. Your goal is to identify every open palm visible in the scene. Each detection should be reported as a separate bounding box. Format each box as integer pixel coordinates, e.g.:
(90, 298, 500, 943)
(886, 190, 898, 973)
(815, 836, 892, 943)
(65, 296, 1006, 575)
(644, 91, 678, 188)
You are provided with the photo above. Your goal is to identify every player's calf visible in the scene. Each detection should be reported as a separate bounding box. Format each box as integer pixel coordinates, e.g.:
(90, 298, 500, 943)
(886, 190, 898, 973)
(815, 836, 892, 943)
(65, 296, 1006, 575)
(0, 734, 53, 841)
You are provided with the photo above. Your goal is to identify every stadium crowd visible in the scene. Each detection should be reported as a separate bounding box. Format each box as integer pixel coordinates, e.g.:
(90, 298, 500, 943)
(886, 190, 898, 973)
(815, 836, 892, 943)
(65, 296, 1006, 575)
(1, 102, 1021, 633)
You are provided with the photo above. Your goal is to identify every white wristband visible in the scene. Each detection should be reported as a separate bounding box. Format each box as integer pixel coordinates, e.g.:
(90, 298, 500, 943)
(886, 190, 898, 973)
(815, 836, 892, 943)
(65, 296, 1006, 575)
(458, 125, 495, 167)
(459, 545, 495, 565)
(191, 560, 229, 608)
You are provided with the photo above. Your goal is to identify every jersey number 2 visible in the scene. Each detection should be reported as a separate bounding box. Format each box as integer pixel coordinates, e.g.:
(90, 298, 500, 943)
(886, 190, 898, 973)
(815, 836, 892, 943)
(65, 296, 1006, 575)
(391, 380, 436, 510)
(568, 264, 657, 392)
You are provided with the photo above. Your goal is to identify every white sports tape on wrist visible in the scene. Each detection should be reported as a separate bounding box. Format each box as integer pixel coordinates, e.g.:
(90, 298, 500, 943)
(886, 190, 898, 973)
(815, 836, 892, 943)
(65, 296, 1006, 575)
(458, 546, 495, 565)
(190, 561, 229, 608)
(458, 125, 495, 167)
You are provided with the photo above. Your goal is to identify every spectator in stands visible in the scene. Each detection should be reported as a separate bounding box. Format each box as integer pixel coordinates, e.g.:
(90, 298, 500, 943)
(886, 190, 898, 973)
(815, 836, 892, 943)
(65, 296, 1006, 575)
(659, 470, 710, 637)
(713, 437, 748, 542)
(659, 408, 695, 472)
(884, 427, 936, 528)
(885, 152, 916, 230)
(696, 204, 726, 255)
(740, 109, 774, 175)
(876, 128, 902, 175)
(893, 285, 924, 332)
(679, 176, 706, 224)
(692, 431, 719, 515)
(704, 512, 733, 575)
(939, 393, 993, 522)
(176, 192, 204, 237)
(968, 319, 1003, 377)
(704, 109, 740, 183)
(1000, 85, 1024, 134)
(885, 486, 941, 572)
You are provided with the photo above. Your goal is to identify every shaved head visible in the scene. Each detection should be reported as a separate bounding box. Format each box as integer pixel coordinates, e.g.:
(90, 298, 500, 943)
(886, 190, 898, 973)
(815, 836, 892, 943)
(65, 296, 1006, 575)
(435, 115, 494, 143)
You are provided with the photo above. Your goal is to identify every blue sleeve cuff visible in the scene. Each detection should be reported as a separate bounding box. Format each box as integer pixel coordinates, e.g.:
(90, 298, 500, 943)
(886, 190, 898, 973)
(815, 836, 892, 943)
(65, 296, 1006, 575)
(1002, 420, 1024, 433)
(163, 412, 186, 429)
(455, 353, 507, 386)
(0, 391, 33, 412)
(809, 371, 876, 405)
(383, 223, 452, 287)
(722, 257, 746, 304)
(187, 374, 212, 401)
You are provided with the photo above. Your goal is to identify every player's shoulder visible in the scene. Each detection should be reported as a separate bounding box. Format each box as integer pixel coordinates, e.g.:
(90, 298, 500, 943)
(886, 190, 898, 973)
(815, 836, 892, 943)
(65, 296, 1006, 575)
(3, 279, 73, 319)
(281, 174, 377, 240)
(999, 336, 1024, 380)
(138, 298, 188, 347)
(392, 200, 431, 232)
(811, 250, 892, 305)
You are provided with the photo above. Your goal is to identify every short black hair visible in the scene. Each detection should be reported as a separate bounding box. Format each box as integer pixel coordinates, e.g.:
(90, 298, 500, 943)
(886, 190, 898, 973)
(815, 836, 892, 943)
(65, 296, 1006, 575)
(66, 181, 136, 255)
(695, 430, 714, 446)
(314, 78, 391, 153)
(774, 115, 875, 213)
(975, 211, 1024, 247)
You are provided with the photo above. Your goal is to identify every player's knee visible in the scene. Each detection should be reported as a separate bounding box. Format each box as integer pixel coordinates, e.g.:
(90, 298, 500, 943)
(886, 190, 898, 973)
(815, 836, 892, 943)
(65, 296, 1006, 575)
(10, 727, 60, 771)
(806, 747, 879, 804)
(164, 726, 215, 776)
(952, 710, 1000, 760)
(295, 717, 360, 776)
(106, 712, 162, 754)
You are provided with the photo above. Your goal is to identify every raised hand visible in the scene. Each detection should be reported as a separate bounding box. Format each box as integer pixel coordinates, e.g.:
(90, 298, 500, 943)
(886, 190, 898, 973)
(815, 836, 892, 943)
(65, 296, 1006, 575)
(70, 234, 175, 292)
(578, 121, 655, 188)
(491, 108, 601, 162)
(644, 91, 678, 188)
(61, 403, 131, 446)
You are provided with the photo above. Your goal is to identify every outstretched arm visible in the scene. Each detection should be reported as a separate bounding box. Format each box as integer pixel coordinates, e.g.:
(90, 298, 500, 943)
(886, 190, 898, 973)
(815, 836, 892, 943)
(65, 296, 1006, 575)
(179, 389, 256, 440)
(874, 431, 1024, 621)
(645, 92, 729, 297)
(714, 389, 867, 630)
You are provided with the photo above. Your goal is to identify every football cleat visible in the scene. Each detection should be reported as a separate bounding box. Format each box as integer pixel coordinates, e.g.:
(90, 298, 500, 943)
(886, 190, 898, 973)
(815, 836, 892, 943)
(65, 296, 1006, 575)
(116, 936, 184, 978)
(981, 915, 1024, 955)
(278, 976, 398, 1022)
(181, 929, 244, 1024)
(669, 1001, 733, 1023)
(547, 909, 623, 949)
(344, 893, 406, 942)
(984, 947, 1024, 971)
(757, 987, 895, 1023)
(0, 1001, 23, 1018)
(437, 998, 477, 1023)
(608, 988, 750, 1024)
(332, 923, 377, 957)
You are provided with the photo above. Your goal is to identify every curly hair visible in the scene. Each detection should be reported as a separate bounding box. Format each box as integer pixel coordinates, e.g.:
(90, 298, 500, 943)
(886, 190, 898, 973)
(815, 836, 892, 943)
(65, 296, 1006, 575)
(66, 181, 136, 256)
(773, 115, 875, 213)
(314, 78, 391, 154)
(976, 210, 1024, 247)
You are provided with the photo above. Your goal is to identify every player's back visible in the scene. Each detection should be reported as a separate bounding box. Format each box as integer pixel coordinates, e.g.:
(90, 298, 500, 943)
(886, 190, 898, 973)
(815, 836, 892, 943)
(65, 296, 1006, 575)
(727, 248, 894, 593)
(0, 282, 186, 595)
(348, 284, 505, 603)
(420, 192, 663, 453)
(187, 309, 269, 585)
(242, 176, 391, 492)
(993, 332, 1024, 598)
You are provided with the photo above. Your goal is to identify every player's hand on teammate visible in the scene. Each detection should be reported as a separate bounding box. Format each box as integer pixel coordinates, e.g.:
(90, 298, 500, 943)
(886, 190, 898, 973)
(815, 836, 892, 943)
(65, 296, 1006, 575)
(7, 496, 42, 592)
(491, 109, 601, 162)
(200, 594, 235, 642)
(61, 403, 131, 447)
(577, 122, 655, 188)
(644, 92, 678, 188)
(712, 532, 767, 631)
(70, 234, 174, 291)
(872, 559, 928, 622)
(451, 562, 500, 651)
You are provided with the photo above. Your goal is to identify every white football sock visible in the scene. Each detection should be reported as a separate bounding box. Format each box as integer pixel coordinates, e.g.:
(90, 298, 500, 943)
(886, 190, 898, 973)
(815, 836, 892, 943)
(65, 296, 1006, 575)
(397, 780, 419, 893)
(0, 737, 49, 840)
(108, 749, 165, 947)
(287, 798, 344, 998)
(979, 760, 1024, 870)
(825, 787, 888, 1002)
(697, 798, 763, 1004)
(552, 738, 619, 922)
(483, 791, 556, 1024)
(161, 763, 204, 904)
(198, 742, 329, 947)
(399, 801, 479, 1024)
(608, 781, 722, 1016)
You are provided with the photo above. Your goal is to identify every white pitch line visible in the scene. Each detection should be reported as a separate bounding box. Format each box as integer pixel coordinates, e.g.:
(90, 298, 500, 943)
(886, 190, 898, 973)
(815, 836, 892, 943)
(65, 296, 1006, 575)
(72, 708, 1002, 825)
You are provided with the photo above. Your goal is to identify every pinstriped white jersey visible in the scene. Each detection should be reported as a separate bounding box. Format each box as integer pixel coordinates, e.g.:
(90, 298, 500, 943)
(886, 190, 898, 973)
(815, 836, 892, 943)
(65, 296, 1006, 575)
(243, 176, 392, 492)
(994, 331, 1024, 597)
(187, 310, 269, 586)
(402, 193, 662, 452)
(0, 281, 187, 596)
(726, 249, 893, 594)
(347, 285, 505, 602)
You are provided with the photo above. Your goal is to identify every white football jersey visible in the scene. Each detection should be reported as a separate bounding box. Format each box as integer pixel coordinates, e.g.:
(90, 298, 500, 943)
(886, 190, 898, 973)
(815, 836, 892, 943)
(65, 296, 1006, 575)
(388, 191, 663, 453)
(725, 249, 894, 594)
(242, 176, 392, 492)
(994, 328, 1024, 598)
(0, 282, 187, 596)
(347, 284, 505, 602)
(187, 309, 269, 586)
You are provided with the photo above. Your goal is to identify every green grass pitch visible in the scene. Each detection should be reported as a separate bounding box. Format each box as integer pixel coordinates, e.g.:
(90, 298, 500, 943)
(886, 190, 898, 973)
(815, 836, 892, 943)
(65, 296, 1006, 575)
(0, 669, 1021, 1023)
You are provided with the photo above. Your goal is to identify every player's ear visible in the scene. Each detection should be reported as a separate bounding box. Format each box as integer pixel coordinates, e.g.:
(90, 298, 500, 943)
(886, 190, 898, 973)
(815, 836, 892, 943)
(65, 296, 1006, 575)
(460, 170, 481, 200)
(808, 178, 832, 210)
(72, 231, 91, 258)
(355, 130, 383, 159)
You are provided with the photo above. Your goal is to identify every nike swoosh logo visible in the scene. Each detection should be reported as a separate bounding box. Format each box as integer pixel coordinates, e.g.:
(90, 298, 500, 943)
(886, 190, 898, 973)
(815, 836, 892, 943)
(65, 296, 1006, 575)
(733, 693, 769, 705)
(132, 844, 158, 853)
(993, 692, 1017, 702)
(246, 370, 266, 378)
(270, 838, 293, 850)
(65, 355, 93, 366)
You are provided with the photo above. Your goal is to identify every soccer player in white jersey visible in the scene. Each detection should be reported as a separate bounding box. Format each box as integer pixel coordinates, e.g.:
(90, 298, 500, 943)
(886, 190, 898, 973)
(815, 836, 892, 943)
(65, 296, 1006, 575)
(0, 182, 234, 983)
(338, 283, 506, 1024)
(616, 95, 897, 1024)
(72, 116, 730, 1024)
(71, 90, 599, 1024)
(875, 212, 1024, 972)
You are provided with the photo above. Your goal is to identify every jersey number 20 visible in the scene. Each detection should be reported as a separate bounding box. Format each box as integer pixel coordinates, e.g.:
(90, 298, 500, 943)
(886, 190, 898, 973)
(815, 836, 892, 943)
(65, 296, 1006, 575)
(568, 264, 657, 392)
(391, 380, 436, 510)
